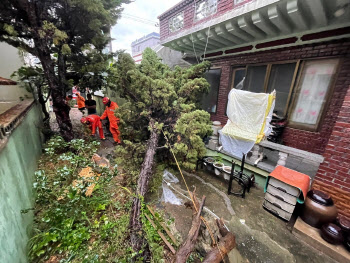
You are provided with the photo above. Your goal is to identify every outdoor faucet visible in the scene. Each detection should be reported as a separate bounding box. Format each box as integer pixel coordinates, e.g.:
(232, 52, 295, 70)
(254, 152, 264, 166)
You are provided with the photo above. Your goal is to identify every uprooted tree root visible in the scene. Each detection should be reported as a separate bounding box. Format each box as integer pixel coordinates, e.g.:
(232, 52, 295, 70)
(174, 191, 236, 263)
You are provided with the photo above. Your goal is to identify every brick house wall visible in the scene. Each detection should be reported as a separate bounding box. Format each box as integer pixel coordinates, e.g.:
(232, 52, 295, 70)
(208, 39, 350, 155)
(159, 0, 253, 41)
(312, 86, 350, 217)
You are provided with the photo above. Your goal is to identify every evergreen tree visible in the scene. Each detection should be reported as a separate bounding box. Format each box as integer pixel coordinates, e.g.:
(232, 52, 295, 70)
(110, 48, 213, 251)
(0, 0, 128, 140)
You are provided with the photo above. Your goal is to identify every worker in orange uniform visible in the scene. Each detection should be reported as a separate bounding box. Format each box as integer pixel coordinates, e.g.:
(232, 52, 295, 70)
(101, 97, 121, 144)
(80, 115, 105, 140)
(76, 92, 86, 115)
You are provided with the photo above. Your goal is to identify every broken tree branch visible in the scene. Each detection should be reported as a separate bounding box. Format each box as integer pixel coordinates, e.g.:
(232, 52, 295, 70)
(144, 213, 176, 254)
(202, 218, 236, 263)
(147, 205, 178, 246)
(174, 194, 206, 263)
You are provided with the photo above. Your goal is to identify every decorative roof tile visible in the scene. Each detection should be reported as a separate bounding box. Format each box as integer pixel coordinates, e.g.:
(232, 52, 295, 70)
(0, 77, 17, 85)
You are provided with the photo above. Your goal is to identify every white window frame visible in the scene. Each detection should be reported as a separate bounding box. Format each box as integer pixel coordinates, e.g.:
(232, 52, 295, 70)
(195, 0, 218, 21)
(169, 12, 184, 33)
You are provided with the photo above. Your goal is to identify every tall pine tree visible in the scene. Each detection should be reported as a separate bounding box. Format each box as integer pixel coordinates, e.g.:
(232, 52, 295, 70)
(0, 0, 128, 140)
(110, 48, 213, 251)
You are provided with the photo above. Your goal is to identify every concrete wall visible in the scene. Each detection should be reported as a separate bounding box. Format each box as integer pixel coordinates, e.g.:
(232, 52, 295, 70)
(0, 42, 24, 79)
(0, 42, 32, 114)
(0, 104, 43, 263)
(157, 46, 191, 69)
(0, 84, 32, 102)
(93, 88, 126, 116)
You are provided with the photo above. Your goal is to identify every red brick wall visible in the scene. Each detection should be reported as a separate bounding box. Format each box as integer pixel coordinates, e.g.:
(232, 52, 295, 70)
(312, 180, 350, 219)
(159, 0, 252, 41)
(209, 39, 350, 155)
(315, 85, 350, 191)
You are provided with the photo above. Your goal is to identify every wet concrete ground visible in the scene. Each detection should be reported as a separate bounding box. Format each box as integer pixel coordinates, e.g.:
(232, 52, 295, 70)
(156, 170, 337, 263)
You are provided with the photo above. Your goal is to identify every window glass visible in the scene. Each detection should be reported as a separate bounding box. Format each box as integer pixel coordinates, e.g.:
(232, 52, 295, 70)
(232, 68, 246, 90)
(201, 68, 221, 113)
(244, 65, 267, 93)
(169, 12, 184, 33)
(267, 63, 296, 116)
(290, 59, 339, 128)
(195, 0, 218, 21)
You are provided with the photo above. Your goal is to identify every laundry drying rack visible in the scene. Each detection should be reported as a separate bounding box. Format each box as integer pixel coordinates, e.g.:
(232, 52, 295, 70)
(196, 154, 255, 198)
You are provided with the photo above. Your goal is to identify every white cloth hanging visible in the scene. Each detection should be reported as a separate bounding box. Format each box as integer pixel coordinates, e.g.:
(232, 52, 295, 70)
(220, 89, 275, 158)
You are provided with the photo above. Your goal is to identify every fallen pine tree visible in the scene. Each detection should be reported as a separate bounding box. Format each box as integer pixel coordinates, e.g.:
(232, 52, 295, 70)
(108, 48, 213, 255)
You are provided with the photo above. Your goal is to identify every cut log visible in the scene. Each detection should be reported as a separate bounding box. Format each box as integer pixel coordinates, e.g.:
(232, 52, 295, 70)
(174, 194, 206, 263)
(202, 219, 236, 263)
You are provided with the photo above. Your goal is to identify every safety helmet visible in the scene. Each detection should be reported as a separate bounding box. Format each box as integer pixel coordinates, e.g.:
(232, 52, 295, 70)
(80, 117, 88, 124)
(102, 97, 110, 105)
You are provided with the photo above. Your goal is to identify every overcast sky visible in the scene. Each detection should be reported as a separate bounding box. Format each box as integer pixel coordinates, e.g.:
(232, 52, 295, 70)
(110, 0, 182, 54)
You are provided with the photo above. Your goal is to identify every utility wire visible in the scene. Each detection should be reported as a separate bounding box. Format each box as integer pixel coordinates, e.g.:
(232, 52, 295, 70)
(123, 13, 158, 24)
(122, 13, 159, 27)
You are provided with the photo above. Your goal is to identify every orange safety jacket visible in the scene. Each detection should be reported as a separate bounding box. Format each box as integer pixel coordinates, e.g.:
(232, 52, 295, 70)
(86, 115, 103, 136)
(76, 93, 85, 108)
(100, 101, 119, 128)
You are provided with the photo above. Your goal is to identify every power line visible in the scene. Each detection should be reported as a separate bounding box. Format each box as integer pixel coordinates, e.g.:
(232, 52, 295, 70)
(123, 13, 158, 24)
(122, 13, 159, 27)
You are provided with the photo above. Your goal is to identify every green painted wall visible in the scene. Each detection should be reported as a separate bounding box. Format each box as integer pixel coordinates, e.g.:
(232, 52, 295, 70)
(0, 104, 43, 263)
(206, 149, 269, 188)
(93, 87, 126, 116)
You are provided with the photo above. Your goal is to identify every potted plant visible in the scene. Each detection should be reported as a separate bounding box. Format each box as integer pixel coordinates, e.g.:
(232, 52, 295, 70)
(204, 157, 215, 171)
(213, 156, 224, 176)
(222, 166, 232, 180)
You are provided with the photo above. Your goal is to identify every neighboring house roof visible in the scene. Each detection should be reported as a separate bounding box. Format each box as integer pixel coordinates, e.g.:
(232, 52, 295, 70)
(0, 77, 17, 85)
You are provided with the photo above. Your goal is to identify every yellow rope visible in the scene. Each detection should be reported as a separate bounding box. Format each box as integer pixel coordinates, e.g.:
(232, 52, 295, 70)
(161, 129, 226, 262)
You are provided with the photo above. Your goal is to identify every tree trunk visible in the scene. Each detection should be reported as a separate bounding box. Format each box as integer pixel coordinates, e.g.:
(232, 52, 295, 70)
(174, 195, 206, 263)
(22, 1, 74, 141)
(37, 86, 50, 121)
(37, 50, 73, 141)
(129, 119, 160, 251)
(57, 50, 69, 94)
(202, 219, 236, 263)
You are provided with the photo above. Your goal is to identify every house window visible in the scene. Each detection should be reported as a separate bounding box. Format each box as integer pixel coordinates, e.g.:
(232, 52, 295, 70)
(240, 63, 297, 116)
(195, 0, 218, 21)
(169, 12, 184, 33)
(244, 65, 267, 93)
(231, 68, 246, 90)
(289, 59, 339, 130)
(201, 68, 221, 113)
(266, 63, 297, 116)
(229, 58, 339, 131)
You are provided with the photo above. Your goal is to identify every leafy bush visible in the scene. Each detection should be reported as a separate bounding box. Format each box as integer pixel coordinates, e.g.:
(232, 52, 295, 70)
(29, 136, 134, 262)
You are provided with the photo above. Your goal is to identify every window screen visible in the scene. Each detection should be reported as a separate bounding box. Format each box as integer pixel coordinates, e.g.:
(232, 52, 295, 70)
(201, 68, 221, 113)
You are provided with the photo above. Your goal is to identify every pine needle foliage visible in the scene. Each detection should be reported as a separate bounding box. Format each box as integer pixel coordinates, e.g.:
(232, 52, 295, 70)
(110, 48, 213, 176)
